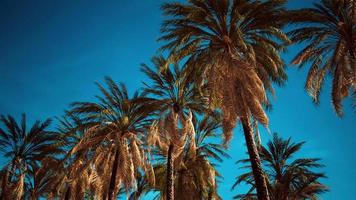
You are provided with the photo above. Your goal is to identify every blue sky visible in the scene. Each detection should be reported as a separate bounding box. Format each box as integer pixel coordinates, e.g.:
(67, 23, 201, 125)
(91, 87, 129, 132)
(0, 0, 355, 199)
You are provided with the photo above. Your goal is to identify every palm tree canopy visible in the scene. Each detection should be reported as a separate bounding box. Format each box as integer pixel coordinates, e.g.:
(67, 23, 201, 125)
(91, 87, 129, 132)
(141, 55, 207, 115)
(288, 0, 356, 115)
(68, 76, 157, 155)
(0, 114, 63, 172)
(233, 133, 328, 200)
(160, 0, 290, 144)
(142, 55, 209, 157)
(66, 77, 157, 197)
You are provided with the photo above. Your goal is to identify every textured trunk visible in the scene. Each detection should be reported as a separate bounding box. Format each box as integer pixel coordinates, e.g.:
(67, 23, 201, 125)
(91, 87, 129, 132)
(107, 147, 120, 200)
(241, 117, 270, 200)
(0, 168, 9, 200)
(166, 143, 174, 200)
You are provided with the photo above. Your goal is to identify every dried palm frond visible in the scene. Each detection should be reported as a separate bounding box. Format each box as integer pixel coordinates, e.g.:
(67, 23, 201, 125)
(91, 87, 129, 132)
(182, 110, 197, 157)
(166, 111, 179, 141)
(148, 121, 168, 152)
(207, 58, 269, 145)
(131, 139, 143, 168)
(252, 118, 262, 149)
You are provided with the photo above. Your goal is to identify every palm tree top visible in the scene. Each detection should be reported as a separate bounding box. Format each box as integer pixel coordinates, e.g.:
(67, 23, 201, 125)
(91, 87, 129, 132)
(288, 0, 356, 115)
(0, 113, 63, 199)
(141, 55, 208, 115)
(159, 0, 290, 145)
(0, 114, 63, 169)
(233, 133, 328, 200)
(69, 76, 155, 136)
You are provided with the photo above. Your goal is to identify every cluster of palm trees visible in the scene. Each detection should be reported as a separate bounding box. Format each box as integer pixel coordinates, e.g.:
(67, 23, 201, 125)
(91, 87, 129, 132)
(0, 0, 354, 199)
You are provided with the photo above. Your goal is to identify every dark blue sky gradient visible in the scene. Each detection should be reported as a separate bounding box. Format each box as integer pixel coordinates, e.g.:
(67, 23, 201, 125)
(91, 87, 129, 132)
(0, 0, 355, 199)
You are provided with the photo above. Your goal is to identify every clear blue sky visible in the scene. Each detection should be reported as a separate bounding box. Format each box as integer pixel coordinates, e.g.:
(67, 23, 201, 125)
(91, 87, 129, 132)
(0, 0, 355, 199)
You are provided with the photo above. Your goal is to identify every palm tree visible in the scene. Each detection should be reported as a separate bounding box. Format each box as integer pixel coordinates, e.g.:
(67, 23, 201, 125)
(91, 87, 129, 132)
(141, 55, 208, 200)
(288, 0, 356, 115)
(0, 114, 63, 199)
(152, 113, 229, 200)
(233, 133, 328, 200)
(55, 113, 101, 200)
(160, 1, 289, 199)
(68, 77, 156, 200)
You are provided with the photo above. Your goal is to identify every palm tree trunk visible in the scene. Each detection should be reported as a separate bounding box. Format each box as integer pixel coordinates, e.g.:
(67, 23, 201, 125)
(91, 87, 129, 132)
(0, 168, 9, 200)
(166, 142, 174, 200)
(107, 147, 120, 200)
(241, 117, 269, 200)
(1, 160, 18, 200)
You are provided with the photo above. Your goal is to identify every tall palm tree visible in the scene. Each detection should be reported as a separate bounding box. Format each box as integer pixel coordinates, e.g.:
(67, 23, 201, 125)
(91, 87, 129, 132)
(288, 0, 356, 115)
(0, 114, 63, 199)
(233, 134, 328, 200)
(68, 77, 156, 200)
(141, 55, 208, 200)
(160, 1, 289, 199)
